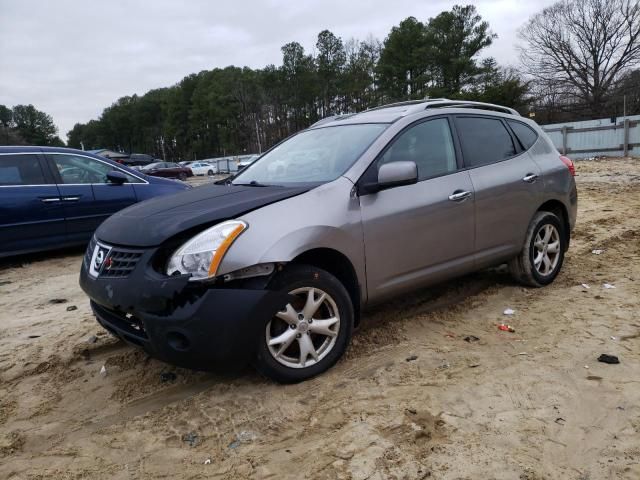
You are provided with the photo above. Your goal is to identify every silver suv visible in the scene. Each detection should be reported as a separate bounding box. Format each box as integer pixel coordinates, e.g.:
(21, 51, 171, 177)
(80, 99, 578, 383)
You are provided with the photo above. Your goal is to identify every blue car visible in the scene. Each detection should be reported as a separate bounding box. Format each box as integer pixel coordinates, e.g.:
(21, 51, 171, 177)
(0, 146, 190, 258)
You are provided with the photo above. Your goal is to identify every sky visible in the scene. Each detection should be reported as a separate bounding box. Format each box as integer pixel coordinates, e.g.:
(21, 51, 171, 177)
(0, 0, 557, 141)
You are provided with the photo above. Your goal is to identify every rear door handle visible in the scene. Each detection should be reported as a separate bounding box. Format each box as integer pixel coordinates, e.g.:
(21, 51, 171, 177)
(62, 196, 81, 202)
(448, 190, 472, 202)
(522, 173, 539, 183)
(39, 197, 61, 203)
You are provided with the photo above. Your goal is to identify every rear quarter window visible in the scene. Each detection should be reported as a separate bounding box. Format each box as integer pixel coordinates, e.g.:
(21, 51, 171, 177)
(508, 120, 539, 150)
(455, 116, 517, 168)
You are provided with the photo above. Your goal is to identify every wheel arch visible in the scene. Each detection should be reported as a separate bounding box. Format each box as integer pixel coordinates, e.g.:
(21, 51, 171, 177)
(291, 248, 362, 326)
(537, 199, 570, 250)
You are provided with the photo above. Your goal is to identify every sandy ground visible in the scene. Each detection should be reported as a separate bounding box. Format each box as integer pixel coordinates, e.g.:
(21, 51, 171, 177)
(1, 158, 639, 479)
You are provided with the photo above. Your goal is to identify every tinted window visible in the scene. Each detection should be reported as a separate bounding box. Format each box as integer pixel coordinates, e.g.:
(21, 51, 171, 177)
(379, 118, 457, 180)
(456, 117, 516, 167)
(508, 120, 538, 150)
(51, 154, 140, 184)
(0, 154, 46, 185)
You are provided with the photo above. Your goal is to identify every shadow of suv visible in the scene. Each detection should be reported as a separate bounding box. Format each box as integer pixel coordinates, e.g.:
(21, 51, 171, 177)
(80, 99, 578, 383)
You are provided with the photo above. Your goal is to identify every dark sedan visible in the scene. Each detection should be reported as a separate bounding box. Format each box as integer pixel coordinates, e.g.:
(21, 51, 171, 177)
(0, 146, 190, 258)
(140, 162, 193, 180)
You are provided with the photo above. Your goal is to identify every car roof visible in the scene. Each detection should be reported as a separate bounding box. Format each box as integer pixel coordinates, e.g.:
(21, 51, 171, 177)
(309, 99, 521, 128)
(0, 145, 113, 156)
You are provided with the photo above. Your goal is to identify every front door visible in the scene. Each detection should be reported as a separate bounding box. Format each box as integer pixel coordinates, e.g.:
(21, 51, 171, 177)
(46, 153, 138, 242)
(359, 117, 476, 303)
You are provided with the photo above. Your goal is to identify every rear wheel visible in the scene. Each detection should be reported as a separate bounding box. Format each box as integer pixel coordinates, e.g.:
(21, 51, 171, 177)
(254, 265, 353, 383)
(207, 170, 214, 176)
(509, 211, 566, 287)
(178, 172, 187, 181)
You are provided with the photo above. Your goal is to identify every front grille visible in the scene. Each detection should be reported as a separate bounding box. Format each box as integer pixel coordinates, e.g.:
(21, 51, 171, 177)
(100, 247, 143, 278)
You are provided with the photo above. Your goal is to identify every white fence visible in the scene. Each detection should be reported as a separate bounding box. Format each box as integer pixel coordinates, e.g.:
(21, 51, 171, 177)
(542, 115, 640, 159)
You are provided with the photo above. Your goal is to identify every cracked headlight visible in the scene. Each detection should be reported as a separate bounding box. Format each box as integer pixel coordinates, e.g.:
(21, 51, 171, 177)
(166, 220, 247, 280)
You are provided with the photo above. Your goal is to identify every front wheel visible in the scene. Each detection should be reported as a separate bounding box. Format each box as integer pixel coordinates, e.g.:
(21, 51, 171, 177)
(178, 172, 187, 181)
(254, 265, 353, 383)
(207, 170, 214, 176)
(509, 211, 566, 287)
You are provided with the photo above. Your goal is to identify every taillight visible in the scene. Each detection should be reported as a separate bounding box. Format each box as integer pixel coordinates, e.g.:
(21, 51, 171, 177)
(560, 155, 575, 176)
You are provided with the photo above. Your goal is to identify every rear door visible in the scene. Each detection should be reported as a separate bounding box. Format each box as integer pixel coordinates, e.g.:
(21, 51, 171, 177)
(45, 153, 139, 242)
(0, 152, 66, 255)
(453, 115, 543, 267)
(360, 116, 476, 302)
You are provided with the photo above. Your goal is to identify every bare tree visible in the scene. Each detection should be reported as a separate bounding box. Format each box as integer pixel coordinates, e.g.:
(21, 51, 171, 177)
(519, 0, 640, 115)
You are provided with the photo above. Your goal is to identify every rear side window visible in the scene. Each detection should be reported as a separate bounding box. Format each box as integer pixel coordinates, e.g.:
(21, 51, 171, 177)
(379, 118, 457, 180)
(0, 154, 46, 185)
(455, 117, 516, 167)
(508, 120, 538, 150)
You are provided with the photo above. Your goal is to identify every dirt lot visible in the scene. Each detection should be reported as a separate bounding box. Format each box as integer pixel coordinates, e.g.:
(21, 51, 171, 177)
(1, 158, 639, 479)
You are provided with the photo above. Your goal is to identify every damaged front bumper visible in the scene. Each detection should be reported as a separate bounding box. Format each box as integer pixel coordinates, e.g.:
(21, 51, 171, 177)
(79, 250, 287, 371)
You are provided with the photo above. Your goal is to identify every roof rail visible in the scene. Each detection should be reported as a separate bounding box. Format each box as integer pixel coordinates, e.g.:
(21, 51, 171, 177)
(424, 100, 520, 116)
(309, 113, 356, 128)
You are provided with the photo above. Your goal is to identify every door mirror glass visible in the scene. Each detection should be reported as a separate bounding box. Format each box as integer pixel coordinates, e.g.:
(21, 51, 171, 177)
(377, 161, 418, 190)
(107, 170, 127, 185)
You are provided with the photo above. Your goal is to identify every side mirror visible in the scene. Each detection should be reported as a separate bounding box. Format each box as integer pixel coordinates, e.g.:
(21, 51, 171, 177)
(107, 171, 127, 185)
(361, 161, 418, 194)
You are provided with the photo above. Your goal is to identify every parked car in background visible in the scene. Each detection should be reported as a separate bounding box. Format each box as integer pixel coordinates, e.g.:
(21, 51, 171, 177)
(237, 154, 259, 172)
(80, 99, 577, 383)
(189, 162, 217, 176)
(0, 146, 190, 258)
(125, 153, 157, 167)
(140, 162, 193, 180)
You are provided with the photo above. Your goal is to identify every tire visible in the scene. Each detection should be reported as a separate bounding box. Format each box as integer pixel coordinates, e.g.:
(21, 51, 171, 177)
(254, 264, 354, 383)
(509, 211, 566, 287)
(178, 172, 187, 181)
(207, 170, 214, 176)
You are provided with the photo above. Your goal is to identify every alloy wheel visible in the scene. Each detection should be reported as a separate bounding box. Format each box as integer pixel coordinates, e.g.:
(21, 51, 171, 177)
(266, 287, 340, 369)
(533, 224, 560, 276)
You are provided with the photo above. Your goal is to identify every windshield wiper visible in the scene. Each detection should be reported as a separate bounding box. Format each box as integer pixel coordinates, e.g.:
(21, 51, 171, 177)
(234, 180, 270, 187)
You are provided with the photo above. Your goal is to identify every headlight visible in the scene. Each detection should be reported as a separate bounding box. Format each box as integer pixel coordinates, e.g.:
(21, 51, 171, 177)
(166, 220, 247, 280)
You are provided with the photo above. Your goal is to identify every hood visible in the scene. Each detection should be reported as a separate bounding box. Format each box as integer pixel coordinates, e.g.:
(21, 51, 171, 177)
(96, 184, 310, 247)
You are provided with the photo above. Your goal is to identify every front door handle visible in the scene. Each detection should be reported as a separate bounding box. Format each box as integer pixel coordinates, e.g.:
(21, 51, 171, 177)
(39, 197, 61, 203)
(62, 196, 81, 202)
(522, 173, 539, 183)
(448, 190, 472, 202)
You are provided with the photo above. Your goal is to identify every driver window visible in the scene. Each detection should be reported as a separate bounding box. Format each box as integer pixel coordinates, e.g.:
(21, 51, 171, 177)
(378, 118, 457, 181)
(51, 155, 138, 184)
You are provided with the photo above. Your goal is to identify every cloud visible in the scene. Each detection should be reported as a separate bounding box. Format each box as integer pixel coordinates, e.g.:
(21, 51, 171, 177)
(0, 0, 555, 141)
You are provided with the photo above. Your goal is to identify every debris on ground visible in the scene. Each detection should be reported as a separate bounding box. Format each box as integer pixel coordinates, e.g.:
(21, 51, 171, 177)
(406, 355, 418, 362)
(555, 417, 566, 425)
(498, 324, 516, 332)
(87, 335, 98, 344)
(592, 249, 604, 255)
(48, 298, 67, 304)
(160, 372, 177, 383)
(581, 283, 590, 289)
(229, 431, 257, 449)
(66, 305, 77, 311)
(0, 280, 11, 286)
(603, 283, 616, 289)
(204, 458, 211, 465)
(99, 365, 107, 376)
(464, 335, 480, 343)
(597, 354, 620, 364)
(27, 335, 40, 339)
(182, 432, 199, 447)
(503, 308, 515, 315)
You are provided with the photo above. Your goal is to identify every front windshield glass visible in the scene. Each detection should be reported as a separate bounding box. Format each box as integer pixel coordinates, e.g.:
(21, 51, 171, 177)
(232, 124, 388, 186)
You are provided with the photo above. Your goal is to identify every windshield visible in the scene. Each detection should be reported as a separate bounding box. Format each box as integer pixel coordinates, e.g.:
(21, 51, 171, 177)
(232, 124, 388, 186)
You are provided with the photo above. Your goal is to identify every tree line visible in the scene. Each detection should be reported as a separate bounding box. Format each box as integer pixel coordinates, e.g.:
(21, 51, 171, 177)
(2, 0, 639, 156)
(65, 5, 529, 160)
(0, 104, 64, 146)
